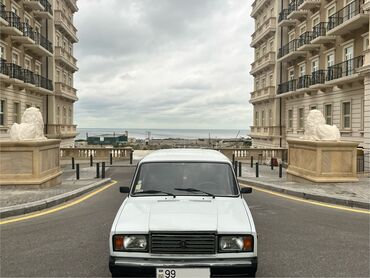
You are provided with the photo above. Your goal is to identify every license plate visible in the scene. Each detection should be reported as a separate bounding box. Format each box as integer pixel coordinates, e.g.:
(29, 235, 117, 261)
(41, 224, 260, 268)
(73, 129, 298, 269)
(156, 268, 210, 278)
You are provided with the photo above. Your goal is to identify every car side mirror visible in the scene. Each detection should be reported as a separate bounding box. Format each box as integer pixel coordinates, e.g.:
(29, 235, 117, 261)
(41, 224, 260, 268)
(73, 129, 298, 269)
(119, 186, 130, 194)
(240, 187, 252, 194)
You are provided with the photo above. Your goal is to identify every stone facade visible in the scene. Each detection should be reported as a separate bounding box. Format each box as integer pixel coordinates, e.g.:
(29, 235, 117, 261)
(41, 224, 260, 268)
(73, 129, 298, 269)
(250, 0, 370, 172)
(0, 0, 78, 147)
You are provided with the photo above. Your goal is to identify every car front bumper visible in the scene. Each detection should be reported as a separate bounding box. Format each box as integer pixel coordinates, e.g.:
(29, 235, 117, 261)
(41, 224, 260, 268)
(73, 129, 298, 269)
(109, 256, 258, 277)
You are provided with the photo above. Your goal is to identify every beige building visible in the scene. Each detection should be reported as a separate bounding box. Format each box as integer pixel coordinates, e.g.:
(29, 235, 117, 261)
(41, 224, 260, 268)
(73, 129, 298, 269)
(250, 0, 370, 172)
(0, 0, 78, 147)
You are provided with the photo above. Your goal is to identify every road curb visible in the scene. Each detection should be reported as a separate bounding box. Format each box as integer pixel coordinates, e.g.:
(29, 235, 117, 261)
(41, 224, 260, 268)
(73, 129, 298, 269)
(238, 178, 370, 210)
(0, 178, 112, 219)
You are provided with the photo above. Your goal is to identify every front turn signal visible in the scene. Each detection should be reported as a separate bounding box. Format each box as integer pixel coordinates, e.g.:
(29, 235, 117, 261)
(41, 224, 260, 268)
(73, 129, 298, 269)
(113, 235, 124, 251)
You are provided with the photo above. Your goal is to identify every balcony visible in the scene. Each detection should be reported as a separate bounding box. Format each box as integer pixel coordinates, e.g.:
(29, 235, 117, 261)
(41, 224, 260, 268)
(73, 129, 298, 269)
(326, 56, 364, 85)
(22, 0, 44, 11)
(278, 9, 296, 27)
(0, 4, 7, 26)
(24, 32, 53, 56)
(11, 22, 35, 44)
(297, 31, 320, 51)
(54, 10, 78, 43)
(278, 39, 306, 62)
(66, 0, 78, 13)
(311, 22, 336, 44)
(250, 86, 275, 103)
(47, 124, 78, 139)
(250, 52, 275, 76)
(287, 0, 309, 20)
(55, 82, 78, 101)
(298, 0, 321, 11)
(310, 69, 332, 89)
(0, 59, 53, 93)
(251, 17, 276, 47)
(327, 0, 368, 36)
(277, 79, 297, 95)
(0, 12, 23, 36)
(34, 1, 53, 19)
(296, 75, 314, 92)
(54, 46, 78, 72)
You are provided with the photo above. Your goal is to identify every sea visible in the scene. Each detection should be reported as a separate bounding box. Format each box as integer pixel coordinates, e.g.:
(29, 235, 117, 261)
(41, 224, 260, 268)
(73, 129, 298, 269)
(76, 128, 250, 140)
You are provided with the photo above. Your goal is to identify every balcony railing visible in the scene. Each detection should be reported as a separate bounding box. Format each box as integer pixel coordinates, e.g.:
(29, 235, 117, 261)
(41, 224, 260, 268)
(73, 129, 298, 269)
(39, 0, 53, 15)
(311, 70, 326, 85)
(297, 31, 313, 48)
(327, 56, 364, 81)
(3, 11, 21, 30)
(312, 22, 329, 39)
(278, 9, 290, 22)
(0, 59, 53, 90)
(278, 39, 299, 58)
(34, 32, 53, 53)
(328, 0, 364, 30)
(278, 79, 297, 94)
(19, 22, 35, 40)
(297, 75, 311, 89)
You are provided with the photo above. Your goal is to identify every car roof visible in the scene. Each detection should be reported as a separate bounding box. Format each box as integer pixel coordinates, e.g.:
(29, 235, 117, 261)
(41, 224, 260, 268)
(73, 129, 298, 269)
(139, 149, 231, 164)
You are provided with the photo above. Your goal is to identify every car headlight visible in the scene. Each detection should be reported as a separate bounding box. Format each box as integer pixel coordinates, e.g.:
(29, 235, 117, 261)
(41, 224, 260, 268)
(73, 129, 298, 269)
(113, 235, 148, 252)
(219, 235, 254, 252)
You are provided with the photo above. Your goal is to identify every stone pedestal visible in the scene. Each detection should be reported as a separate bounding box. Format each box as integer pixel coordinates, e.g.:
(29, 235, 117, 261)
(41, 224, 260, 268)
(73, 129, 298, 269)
(287, 139, 359, 183)
(0, 139, 62, 187)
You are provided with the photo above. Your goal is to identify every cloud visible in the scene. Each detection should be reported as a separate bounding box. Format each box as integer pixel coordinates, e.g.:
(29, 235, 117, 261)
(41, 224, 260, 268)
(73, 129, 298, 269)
(74, 0, 254, 129)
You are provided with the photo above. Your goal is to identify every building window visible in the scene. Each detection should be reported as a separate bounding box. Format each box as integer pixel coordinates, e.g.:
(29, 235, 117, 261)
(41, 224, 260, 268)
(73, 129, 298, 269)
(310, 105, 317, 110)
(289, 69, 294, 80)
(327, 5, 336, 21)
(13, 102, 20, 123)
(342, 102, 351, 129)
(0, 99, 5, 126)
(25, 59, 31, 70)
(56, 70, 60, 82)
(12, 52, 19, 65)
(298, 108, 304, 130)
(57, 106, 60, 124)
(325, 104, 332, 125)
(69, 108, 72, 124)
(311, 59, 319, 73)
(0, 45, 5, 59)
(63, 73, 67, 83)
(255, 111, 259, 126)
(26, 104, 31, 109)
(261, 110, 265, 126)
(299, 64, 306, 77)
(35, 64, 40, 75)
(269, 109, 272, 126)
(327, 53, 335, 67)
(63, 107, 67, 124)
(288, 109, 293, 129)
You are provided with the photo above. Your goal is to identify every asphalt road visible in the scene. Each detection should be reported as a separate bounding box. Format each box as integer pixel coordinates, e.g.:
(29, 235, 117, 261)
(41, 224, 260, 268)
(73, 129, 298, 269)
(1, 166, 369, 277)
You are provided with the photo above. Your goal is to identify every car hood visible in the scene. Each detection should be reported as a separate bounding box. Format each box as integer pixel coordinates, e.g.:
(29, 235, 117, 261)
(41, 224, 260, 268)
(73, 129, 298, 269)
(114, 197, 252, 233)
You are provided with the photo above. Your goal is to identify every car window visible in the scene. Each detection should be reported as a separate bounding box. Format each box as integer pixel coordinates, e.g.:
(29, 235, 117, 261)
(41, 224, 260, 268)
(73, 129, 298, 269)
(132, 162, 238, 196)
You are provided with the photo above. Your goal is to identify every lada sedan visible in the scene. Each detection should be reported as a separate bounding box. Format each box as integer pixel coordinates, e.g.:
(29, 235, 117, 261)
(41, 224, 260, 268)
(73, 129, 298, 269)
(109, 149, 257, 277)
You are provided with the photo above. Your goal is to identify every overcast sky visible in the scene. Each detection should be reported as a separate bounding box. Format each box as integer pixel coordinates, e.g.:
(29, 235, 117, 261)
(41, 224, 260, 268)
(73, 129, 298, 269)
(74, 0, 254, 129)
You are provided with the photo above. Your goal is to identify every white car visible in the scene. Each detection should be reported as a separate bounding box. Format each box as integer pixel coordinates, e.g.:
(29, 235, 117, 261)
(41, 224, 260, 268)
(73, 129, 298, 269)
(109, 149, 257, 278)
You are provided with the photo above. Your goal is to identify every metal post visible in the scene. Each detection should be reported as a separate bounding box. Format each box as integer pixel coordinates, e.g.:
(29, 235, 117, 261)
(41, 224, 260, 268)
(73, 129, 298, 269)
(76, 164, 80, 180)
(96, 163, 100, 178)
(110, 153, 113, 165)
(90, 154, 93, 167)
(251, 156, 254, 168)
(271, 158, 274, 170)
(72, 157, 75, 170)
(238, 161, 242, 177)
(102, 162, 105, 179)
(232, 154, 235, 164)
(234, 161, 238, 176)
(279, 164, 283, 178)
(256, 162, 259, 178)
(130, 151, 133, 165)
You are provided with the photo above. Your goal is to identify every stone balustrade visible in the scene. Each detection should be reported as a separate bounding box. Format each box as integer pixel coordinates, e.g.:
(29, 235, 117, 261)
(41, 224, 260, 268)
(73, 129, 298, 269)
(216, 147, 288, 163)
(60, 147, 133, 160)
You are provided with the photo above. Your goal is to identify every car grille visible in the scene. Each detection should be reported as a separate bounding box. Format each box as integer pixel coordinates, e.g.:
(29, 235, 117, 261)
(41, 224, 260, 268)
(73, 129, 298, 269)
(150, 232, 216, 254)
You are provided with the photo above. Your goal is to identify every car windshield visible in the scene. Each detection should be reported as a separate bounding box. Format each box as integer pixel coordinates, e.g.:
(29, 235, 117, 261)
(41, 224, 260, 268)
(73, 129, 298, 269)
(132, 162, 238, 197)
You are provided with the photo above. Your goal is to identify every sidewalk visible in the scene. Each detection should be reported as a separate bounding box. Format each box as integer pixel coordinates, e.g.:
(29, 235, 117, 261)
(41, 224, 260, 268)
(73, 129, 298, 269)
(238, 163, 370, 209)
(0, 164, 112, 218)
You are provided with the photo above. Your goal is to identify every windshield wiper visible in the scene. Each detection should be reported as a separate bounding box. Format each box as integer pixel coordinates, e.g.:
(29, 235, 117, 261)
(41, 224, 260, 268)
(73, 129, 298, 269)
(134, 190, 176, 198)
(174, 188, 215, 198)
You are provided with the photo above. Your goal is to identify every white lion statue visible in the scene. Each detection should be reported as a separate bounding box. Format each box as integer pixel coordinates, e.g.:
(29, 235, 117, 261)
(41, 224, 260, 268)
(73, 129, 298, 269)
(302, 109, 340, 141)
(10, 107, 47, 140)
